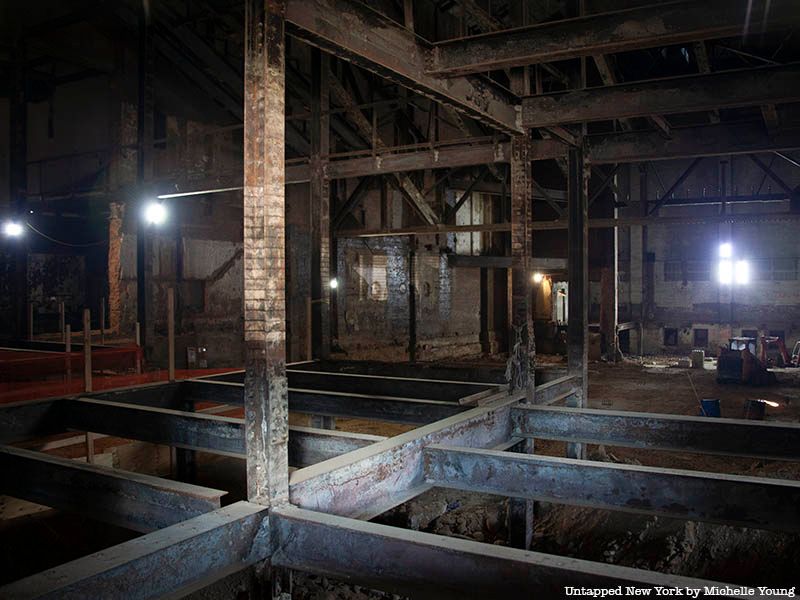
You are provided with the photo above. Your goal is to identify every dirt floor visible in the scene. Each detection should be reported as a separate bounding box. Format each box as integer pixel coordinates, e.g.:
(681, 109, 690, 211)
(4, 357, 800, 596)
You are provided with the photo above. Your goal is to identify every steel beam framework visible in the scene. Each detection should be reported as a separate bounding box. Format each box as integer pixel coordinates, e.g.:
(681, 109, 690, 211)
(428, 0, 799, 77)
(2, 366, 796, 597)
(521, 64, 800, 129)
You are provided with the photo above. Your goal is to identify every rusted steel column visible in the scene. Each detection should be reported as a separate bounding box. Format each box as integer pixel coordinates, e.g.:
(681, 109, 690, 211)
(599, 266, 618, 361)
(83, 309, 93, 394)
(507, 136, 535, 402)
(10, 42, 28, 341)
(507, 134, 535, 550)
(567, 146, 589, 460)
(310, 47, 331, 360)
(108, 204, 124, 334)
(243, 0, 289, 506)
(136, 4, 154, 355)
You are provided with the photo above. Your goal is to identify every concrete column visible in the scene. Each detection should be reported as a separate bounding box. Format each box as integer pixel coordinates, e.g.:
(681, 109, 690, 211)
(243, 0, 289, 507)
(310, 47, 331, 360)
(567, 146, 589, 459)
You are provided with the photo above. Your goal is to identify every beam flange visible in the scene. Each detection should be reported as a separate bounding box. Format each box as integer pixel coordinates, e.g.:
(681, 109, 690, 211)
(512, 405, 800, 461)
(423, 445, 800, 533)
(429, 0, 800, 76)
(0, 445, 226, 533)
(522, 64, 800, 129)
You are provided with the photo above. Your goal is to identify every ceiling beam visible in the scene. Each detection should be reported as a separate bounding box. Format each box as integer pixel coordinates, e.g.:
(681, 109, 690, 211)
(588, 120, 800, 164)
(428, 0, 800, 76)
(522, 64, 800, 129)
(284, 0, 521, 133)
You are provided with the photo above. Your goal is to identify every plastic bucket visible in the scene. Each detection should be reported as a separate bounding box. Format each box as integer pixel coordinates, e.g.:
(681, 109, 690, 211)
(700, 399, 721, 417)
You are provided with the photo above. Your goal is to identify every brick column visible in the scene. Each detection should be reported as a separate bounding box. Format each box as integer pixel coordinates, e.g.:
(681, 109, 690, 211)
(243, 0, 289, 506)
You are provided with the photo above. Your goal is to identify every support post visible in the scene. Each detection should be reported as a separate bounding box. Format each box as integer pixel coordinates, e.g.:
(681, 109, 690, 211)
(507, 134, 535, 550)
(135, 2, 154, 357)
(310, 47, 331, 360)
(168, 288, 176, 382)
(10, 41, 28, 342)
(567, 146, 588, 459)
(243, 0, 289, 506)
(83, 308, 92, 393)
(408, 237, 417, 362)
(28, 302, 34, 340)
(59, 301, 66, 341)
(135, 321, 142, 374)
(65, 324, 72, 383)
(100, 297, 106, 344)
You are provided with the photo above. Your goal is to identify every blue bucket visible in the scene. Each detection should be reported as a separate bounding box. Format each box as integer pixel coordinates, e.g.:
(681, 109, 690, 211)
(700, 399, 721, 417)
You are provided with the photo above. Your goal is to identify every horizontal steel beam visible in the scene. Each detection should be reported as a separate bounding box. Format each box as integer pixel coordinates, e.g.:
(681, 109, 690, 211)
(0, 502, 269, 600)
(429, 0, 798, 76)
(589, 120, 800, 164)
(271, 505, 747, 599)
(58, 398, 382, 466)
(289, 426, 385, 468)
(285, 0, 521, 133)
(288, 369, 494, 401)
(531, 211, 800, 230)
(522, 64, 800, 129)
(179, 380, 466, 424)
(532, 374, 582, 405)
(423, 445, 800, 533)
(60, 398, 245, 456)
(0, 445, 226, 532)
(512, 405, 800, 461)
(0, 399, 60, 443)
(289, 392, 519, 519)
(289, 388, 465, 424)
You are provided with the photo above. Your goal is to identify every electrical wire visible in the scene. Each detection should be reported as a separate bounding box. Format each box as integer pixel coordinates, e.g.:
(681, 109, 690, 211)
(25, 222, 107, 248)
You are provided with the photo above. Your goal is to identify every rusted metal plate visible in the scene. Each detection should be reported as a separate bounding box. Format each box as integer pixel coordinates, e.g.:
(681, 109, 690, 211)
(513, 405, 800, 461)
(424, 445, 800, 533)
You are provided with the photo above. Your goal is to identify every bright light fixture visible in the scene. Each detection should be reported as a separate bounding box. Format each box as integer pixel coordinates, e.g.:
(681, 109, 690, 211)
(719, 242, 732, 258)
(735, 260, 750, 285)
(143, 201, 168, 226)
(329, 277, 339, 290)
(3, 221, 24, 237)
(718, 259, 733, 284)
(532, 272, 544, 284)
